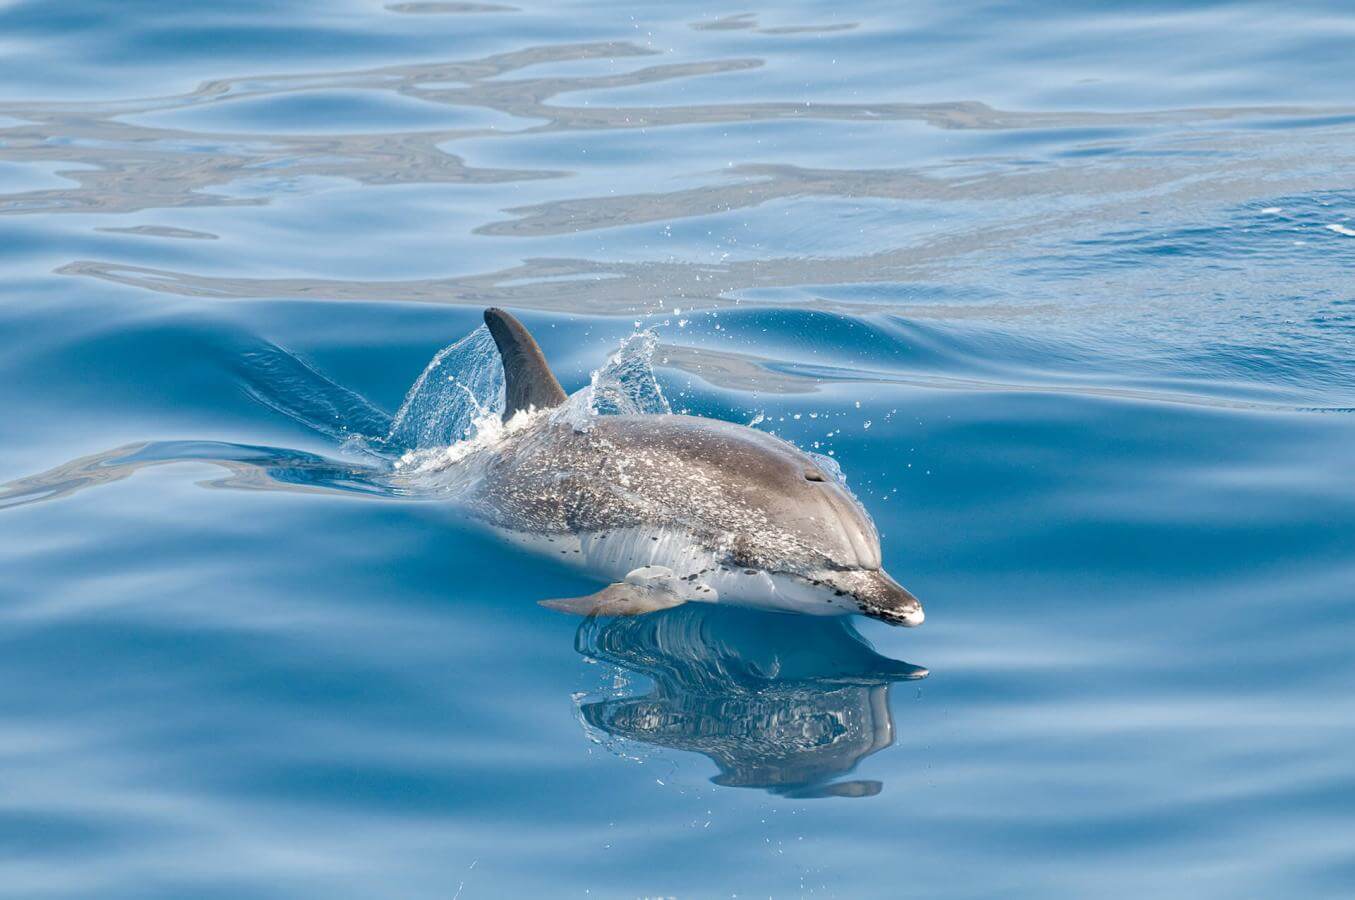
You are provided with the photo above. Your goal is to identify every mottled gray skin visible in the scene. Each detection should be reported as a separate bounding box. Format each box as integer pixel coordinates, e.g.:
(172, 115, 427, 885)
(469, 412, 924, 625)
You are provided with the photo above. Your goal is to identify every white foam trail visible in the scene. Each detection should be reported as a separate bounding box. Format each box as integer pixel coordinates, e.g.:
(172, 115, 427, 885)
(392, 407, 539, 476)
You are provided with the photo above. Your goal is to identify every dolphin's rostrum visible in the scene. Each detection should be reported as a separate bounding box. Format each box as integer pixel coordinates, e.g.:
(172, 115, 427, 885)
(475, 308, 925, 627)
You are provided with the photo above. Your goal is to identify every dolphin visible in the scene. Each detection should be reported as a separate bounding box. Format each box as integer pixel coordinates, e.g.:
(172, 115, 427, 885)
(471, 308, 925, 627)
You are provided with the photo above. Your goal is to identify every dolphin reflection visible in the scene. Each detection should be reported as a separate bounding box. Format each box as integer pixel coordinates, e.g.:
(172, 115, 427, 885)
(573, 604, 927, 798)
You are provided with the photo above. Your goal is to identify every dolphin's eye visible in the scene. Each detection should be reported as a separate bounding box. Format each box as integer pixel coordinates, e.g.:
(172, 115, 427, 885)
(804, 469, 825, 482)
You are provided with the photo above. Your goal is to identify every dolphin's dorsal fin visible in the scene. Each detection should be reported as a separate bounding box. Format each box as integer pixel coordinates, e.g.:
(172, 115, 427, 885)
(483, 308, 568, 421)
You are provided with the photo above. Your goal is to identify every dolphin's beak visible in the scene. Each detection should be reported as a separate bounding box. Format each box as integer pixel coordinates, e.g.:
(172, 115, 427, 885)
(861, 573, 925, 627)
(817, 569, 925, 627)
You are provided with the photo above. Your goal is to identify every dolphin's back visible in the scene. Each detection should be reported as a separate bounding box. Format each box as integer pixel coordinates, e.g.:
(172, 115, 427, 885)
(476, 414, 882, 573)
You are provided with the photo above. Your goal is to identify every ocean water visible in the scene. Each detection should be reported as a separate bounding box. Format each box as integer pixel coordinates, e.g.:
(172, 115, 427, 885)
(1, 0, 1354, 896)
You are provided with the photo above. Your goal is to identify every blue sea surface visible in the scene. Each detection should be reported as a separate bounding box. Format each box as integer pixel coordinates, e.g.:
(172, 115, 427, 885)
(1, 1, 1354, 896)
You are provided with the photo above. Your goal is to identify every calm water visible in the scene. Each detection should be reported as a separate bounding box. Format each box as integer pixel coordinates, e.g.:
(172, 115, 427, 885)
(2, 0, 1354, 896)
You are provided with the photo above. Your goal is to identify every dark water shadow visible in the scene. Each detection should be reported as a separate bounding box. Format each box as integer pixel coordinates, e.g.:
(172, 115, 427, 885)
(575, 604, 926, 798)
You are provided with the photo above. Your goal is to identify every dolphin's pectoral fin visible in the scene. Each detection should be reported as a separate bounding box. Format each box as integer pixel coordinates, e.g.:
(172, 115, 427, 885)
(539, 566, 705, 618)
(539, 582, 686, 618)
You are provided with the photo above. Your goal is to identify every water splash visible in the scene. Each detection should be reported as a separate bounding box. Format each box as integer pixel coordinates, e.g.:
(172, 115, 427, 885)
(383, 324, 506, 453)
(386, 323, 667, 456)
(393, 326, 670, 476)
(562, 329, 670, 431)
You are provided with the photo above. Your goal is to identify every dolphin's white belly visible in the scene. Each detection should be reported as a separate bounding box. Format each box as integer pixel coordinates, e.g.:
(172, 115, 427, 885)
(494, 524, 849, 616)
(497, 524, 717, 585)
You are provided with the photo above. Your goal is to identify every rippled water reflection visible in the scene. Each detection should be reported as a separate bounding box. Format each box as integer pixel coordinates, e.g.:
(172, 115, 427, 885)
(575, 605, 925, 798)
(1, 0, 1354, 896)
